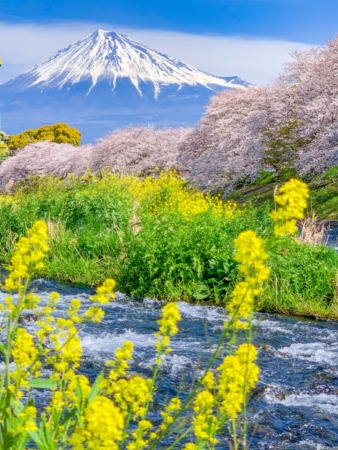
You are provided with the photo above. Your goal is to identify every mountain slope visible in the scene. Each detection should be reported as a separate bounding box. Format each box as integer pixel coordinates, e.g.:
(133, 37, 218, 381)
(0, 29, 251, 142)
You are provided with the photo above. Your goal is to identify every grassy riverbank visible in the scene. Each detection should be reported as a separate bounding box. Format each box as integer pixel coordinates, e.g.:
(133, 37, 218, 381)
(228, 167, 338, 220)
(0, 172, 337, 318)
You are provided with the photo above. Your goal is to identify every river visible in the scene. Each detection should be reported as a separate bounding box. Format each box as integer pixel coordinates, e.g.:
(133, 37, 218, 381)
(326, 221, 338, 250)
(3, 277, 336, 449)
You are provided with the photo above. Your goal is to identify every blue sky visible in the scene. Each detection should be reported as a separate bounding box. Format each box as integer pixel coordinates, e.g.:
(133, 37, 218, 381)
(1, 0, 337, 85)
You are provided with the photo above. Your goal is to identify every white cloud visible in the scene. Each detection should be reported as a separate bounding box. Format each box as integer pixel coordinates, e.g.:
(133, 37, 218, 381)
(0, 21, 315, 85)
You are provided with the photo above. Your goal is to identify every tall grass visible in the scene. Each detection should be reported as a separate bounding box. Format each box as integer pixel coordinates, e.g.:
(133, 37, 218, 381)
(0, 172, 337, 317)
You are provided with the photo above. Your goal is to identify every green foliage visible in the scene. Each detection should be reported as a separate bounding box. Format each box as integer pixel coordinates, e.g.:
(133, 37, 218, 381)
(262, 237, 338, 316)
(261, 120, 308, 175)
(278, 167, 298, 181)
(8, 123, 81, 150)
(0, 143, 8, 161)
(0, 172, 336, 317)
(252, 169, 277, 186)
(321, 166, 338, 182)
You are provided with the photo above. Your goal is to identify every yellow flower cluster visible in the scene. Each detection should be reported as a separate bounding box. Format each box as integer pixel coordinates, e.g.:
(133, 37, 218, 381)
(154, 397, 181, 437)
(106, 341, 134, 382)
(11, 328, 38, 370)
(17, 406, 38, 433)
(46, 317, 82, 374)
(126, 419, 152, 450)
(129, 171, 238, 221)
(108, 376, 152, 419)
(217, 344, 259, 419)
(89, 278, 116, 304)
(4, 220, 49, 291)
(192, 390, 217, 444)
(85, 305, 105, 323)
(202, 371, 215, 390)
(271, 178, 309, 236)
(184, 444, 198, 450)
(228, 230, 270, 327)
(155, 302, 181, 361)
(0, 193, 15, 205)
(187, 345, 258, 444)
(35, 292, 60, 342)
(31, 275, 119, 426)
(69, 396, 124, 450)
(65, 373, 91, 406)
(187, 345, 259, 444)
(11, 329, 41, 394)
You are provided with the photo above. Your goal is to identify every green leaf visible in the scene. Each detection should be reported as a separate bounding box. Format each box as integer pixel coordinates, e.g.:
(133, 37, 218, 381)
(28, 378, 61, 389)
(28, 430, 47, 450)
(76, 377, 83, 408)
(12, 399, 24, 414)
(87, 371, 104, 403)
(60, 408, 77, 426)
(17, 434, 31, 450)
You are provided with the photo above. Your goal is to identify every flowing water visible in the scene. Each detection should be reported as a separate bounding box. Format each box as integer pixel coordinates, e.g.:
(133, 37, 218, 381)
(2, 278, 337, 449)
(326, 222, 338, 250)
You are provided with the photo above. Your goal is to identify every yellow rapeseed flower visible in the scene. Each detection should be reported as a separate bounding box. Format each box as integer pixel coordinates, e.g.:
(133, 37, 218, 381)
(155, 303, 181, 362)
(66, 373, 91, 405)
(202, 371, 215, 390)
(152, 397, 181, 439)
(128, 171, 239, 221)
(89, 278, 116, 304)
(228, 230, 270, 327)
(17, 406, 38, 433)
(127, 419, 152, 450)
(271, 178, 309, 237)
(106, 341, 134, 382)
(11, 328, 39, 369)
(217, 343, 259, 419)
(192, 390, 217, 444)
(46, 317, 82, 374)
(69, 396, 124, 450)
(4, 220, 49, 291)
(109, 376, 152, 419)
(85, 306, 105, 323)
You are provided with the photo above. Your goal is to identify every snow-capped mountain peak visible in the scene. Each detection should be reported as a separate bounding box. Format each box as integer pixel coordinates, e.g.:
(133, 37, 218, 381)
(8, 29, 250, 97)
(1, 29, 252, 142)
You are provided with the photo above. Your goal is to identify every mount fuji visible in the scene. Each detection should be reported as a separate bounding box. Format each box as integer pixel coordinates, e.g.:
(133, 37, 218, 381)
(0, 29, 251, 142)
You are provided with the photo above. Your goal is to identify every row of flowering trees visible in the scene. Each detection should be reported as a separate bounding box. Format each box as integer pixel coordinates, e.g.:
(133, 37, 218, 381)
(0, 37, 337, 190)
(178, 36, 338, 189)
(0, 128, 191, 190)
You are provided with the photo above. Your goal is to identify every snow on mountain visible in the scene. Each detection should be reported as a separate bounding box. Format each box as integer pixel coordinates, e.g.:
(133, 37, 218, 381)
(0, 29, 252, 141)
(6, 30, 250, 96)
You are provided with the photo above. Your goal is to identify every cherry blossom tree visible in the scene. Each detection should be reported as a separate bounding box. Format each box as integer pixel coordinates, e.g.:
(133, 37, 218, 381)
(0, 142, 92, 190)
(178, 87, 272, 190)
(89, 126, 192, 175)
(178, 36, 338, 189)
(276, 36, 338, 174)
